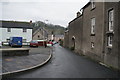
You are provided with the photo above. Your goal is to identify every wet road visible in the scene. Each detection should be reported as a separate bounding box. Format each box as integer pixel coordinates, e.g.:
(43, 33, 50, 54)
(4, 44, 118, 78)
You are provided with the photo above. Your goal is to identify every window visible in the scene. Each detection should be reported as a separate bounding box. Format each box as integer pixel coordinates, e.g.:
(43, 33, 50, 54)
(6, 39, 10, 42)
(91, 18, 95, 35)
(22, 39, 26, 42)
(23, 28, 27, 32)
(91, 42, 94, 49)
(91, 1, 95, 9)
(107, 35, 113, 47)
(7, 28, 11, 32)
(108, 9, 114, 32)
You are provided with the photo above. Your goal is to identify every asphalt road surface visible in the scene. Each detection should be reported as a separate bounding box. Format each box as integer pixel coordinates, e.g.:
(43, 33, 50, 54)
(4, 44, 118, 78)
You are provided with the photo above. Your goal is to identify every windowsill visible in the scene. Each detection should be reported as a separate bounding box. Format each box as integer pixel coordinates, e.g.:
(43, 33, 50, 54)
(91, 47, 94, 49)
(91, 7, 96, 11)
(107, 46, 112, 49)
(90, 34, 95, 36)
(106, 31, 114, 35)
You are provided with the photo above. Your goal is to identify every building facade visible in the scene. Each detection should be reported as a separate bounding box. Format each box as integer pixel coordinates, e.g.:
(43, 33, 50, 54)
(103, 2, 120, 69)
(64, 1, 120, 69)
(68, 13, 83, 53)
(63, 30, 69, 48)
(0, 21, 33, 44)
(33, 27, 48, 40)
(82, 2, 105, 62)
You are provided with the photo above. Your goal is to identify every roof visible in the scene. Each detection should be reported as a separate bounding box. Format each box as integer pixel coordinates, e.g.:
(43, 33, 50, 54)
(81, 2, 90, 9)
(69, 1, 90, 24)
(69, 14, 83, 24)
(33, 27, 48, 36)
(55, 35, 64, 37)
(0, 20, 33, 29)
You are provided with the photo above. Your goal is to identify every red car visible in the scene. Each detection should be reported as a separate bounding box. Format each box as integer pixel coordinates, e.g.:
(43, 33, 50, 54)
(47, 41, 53, 46)
(30, 40, 38, 47)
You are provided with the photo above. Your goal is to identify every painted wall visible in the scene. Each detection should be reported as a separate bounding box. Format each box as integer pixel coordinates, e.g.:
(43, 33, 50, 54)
(0, 28, 32, 42)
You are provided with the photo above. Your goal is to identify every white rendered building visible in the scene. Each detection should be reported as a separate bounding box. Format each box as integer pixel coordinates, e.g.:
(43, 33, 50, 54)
(0, 20, 33, 45)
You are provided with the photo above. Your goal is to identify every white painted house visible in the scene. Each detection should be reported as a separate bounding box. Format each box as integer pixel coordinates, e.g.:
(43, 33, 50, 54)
(0, 20, 33, 45)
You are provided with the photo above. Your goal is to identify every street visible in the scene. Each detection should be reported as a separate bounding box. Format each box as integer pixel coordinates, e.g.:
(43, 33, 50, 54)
(4, 44, 118, 78)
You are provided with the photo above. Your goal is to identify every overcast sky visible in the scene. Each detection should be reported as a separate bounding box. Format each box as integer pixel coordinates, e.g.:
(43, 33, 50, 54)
(0, 0, 89, 27)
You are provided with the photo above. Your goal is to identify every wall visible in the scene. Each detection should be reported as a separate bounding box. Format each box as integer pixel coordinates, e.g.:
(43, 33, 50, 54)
(68, 16, 83, 53)
(0, 28, 32, 42)
(33, 31, 43, 40)
(118, 1, 120, 69)
(104, 2, 119, 69)
(82, 2, 104, 61)
(64, 31, 69, 48)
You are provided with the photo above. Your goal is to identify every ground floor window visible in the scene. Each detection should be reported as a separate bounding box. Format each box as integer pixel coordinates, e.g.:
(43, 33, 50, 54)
(91, 42, 94, 49)
(107, 35, 113, 47)
(22, 39, 26, 42)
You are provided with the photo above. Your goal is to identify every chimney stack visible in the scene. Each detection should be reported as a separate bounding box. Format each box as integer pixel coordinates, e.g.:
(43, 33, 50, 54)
(30, 20, 32, 24)
(76, 12, 81, 17)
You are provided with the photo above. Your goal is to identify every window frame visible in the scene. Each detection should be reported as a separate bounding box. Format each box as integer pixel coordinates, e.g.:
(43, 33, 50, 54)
(23, 28, 27, 32)
(91, 17, 95, 35)
(108, 9, 114, 32)
(7, 28, 11, 32)
(91, 42, 95, 49)
(91, 1, 95, 9)
(107, 35, 113, 47)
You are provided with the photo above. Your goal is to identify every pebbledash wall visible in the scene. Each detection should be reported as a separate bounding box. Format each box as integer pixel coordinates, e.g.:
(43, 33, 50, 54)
(64, 1, 120, 69)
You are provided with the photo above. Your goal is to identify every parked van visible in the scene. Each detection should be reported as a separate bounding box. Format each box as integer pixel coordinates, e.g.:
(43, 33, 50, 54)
(9, 37, 22, 47)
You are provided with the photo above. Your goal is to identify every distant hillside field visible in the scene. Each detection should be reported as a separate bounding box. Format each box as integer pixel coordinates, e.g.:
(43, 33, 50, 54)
(32, 21, 65, 35)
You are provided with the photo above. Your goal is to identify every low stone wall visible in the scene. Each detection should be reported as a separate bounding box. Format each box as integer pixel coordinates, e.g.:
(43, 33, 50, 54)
(1, 48, 29, 56)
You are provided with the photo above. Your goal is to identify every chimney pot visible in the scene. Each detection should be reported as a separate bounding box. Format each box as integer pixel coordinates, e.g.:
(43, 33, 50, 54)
(76, 12, 81, 17)
(30, 20, 32, 24)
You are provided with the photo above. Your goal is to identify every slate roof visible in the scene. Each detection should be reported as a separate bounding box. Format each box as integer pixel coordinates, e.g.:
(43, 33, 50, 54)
(0, 20, 33, 29)
(33, 27, 48, 36)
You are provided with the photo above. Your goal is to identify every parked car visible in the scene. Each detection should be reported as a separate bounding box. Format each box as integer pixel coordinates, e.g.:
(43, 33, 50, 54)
(30, 40, 38, 47)
(37, 40, 47, 46)
(47, 41, 53, 46)
(30, 40, 47, 47)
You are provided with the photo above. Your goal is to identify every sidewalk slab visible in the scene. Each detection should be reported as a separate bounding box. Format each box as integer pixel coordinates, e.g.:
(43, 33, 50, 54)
(1, 47, 52, 75)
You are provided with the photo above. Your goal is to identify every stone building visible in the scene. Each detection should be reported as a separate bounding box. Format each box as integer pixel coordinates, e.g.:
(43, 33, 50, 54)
(64, 1, 120, 69)
(68, 12, 83, 53)
(103, 2, 120, 69)
(63, 30, 69, 48)
(32, 27, 48, 40)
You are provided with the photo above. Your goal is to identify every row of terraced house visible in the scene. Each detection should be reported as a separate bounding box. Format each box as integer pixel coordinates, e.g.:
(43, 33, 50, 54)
(64, 1, 120, 69)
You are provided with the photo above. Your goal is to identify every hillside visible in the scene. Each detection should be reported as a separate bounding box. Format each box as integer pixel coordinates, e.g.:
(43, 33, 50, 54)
(32, 21, 65, 35)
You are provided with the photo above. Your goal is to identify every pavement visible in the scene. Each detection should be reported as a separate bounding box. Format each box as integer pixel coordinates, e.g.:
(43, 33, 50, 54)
(1, 46, 52, 75)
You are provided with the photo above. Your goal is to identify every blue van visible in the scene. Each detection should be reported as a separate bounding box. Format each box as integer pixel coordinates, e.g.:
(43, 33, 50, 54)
(9, 37, 22, 47)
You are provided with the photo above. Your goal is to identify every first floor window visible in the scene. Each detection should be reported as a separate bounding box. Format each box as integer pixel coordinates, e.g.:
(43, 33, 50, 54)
(7, 28, 11, 32)
(107, 35, 113, 47)
(108, 9, 114, 32)
(23, 28, 27, 32)
(91, 1, 95, 9)
(91, 18, 95, 35)
(22, 39, 26, 42)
